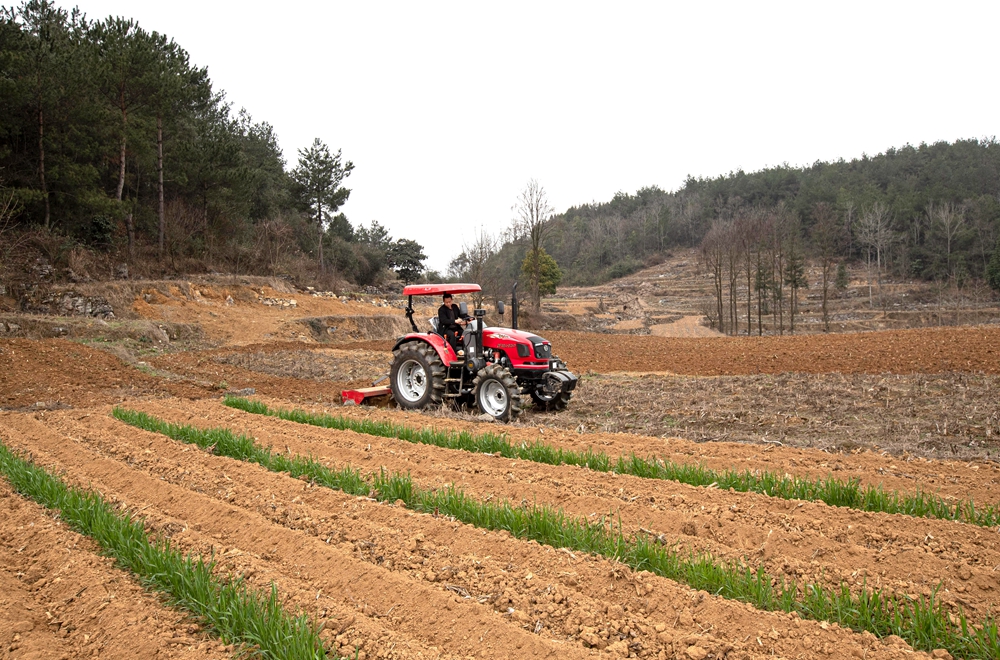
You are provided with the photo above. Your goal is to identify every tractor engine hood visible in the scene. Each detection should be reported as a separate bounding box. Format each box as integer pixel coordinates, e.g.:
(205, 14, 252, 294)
(483, 327, 548, 345)
(482, 327, 554, 361)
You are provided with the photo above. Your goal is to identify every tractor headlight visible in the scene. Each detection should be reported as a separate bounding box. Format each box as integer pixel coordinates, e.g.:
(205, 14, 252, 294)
(549, 359, 565, 371)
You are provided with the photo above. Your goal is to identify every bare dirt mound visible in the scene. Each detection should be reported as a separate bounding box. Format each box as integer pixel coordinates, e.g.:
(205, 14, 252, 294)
(126, 280, 405, 346)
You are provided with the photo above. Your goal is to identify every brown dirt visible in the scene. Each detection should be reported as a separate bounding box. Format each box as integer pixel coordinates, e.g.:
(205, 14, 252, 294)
(212, 325, 1000, 377)
(648, 316, 721, 338)
(0, 405, 949, 660)
(543, 326, 1000, 375)
(540, 371, 1000, 462)
(126, 282, 406, 346)
(0, 479, 232, 659)
(0, 338, 212, 409)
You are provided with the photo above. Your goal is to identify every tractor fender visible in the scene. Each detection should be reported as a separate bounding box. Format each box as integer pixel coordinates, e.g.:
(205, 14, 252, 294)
(392, 332, 456, 365)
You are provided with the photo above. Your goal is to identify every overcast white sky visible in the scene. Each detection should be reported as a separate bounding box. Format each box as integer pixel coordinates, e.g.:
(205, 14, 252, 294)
(75, 1, 999, 272)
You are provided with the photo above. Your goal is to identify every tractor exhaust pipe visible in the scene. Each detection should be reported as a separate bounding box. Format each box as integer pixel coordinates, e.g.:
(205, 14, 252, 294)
(511, 282, 519, 330)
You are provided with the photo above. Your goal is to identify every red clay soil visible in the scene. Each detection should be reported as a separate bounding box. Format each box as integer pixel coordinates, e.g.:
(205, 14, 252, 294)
(543, 326, 1000, 375)
(0, 404, 940, 660)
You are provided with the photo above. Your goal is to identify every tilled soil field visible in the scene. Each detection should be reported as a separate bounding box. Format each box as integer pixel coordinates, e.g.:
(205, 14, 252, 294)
(2, 325, 1000, 659)
(4, 401, 986, 660)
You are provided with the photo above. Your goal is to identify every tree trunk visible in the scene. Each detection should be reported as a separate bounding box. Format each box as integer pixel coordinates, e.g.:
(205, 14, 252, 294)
(157, 115, 165, 256)
(745, 259, 752, 336)
(821, 259, 830, 332)
(532, 247, 541, 312)
(38, 106, 50, 230)
(714, 262, 724, 335)
(125, 213, 134, 259)
(317, 209, 325, 275)
(116, 105, 127, 201)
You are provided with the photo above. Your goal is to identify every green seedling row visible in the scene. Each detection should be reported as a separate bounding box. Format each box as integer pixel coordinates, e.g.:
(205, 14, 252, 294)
(115, 407, 1000, 660)
(222, 396, 1000, 529)
(0, 439, 329, 660)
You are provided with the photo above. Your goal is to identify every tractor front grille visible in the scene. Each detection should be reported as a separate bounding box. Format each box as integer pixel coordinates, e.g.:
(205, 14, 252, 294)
(532, 342, 551, 359)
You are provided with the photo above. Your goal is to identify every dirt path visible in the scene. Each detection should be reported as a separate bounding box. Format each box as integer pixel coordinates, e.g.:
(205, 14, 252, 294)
(648, 316, 722, 338)
(0, 406, 938, 660)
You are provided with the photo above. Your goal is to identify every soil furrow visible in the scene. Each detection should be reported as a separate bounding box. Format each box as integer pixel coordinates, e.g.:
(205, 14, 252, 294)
(1, 410, 929, 660)
(0, 412, 593, 660)
(294, 399, 1000, 505)
(125, 398, 1000, 622)
(0, 479, 231, 659)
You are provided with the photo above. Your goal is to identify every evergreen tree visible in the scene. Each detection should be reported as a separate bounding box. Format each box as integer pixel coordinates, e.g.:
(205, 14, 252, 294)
(387, 238, 426, 283)
(290, 138, 353, 274)
(521, 247, 562, 296)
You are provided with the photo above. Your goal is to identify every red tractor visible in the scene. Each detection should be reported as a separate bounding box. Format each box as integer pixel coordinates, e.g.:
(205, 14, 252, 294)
(388, 283, 577, 421)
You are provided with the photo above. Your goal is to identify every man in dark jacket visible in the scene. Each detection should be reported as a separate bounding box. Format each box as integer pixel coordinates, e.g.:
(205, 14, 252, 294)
(438, 293, 469, 356)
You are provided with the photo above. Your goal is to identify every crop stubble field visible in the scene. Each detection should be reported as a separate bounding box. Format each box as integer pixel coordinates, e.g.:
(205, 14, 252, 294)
(2, 321, 1000, 659)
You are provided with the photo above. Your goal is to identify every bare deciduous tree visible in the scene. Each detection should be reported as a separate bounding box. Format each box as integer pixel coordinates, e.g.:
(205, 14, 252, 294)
(0, 188, 24, 289)
(699, 220, 728, 333)
(811, 202, 845, 332)
(513, 179, 554, 311)
(969, 196, 999, 278)
(449, 227, 498, 307)
(855, 202, 893, 308)
(928, 202, 966, 280)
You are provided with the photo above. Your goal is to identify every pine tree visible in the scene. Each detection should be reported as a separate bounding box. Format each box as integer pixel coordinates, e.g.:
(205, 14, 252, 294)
(291, 138, 353, 274)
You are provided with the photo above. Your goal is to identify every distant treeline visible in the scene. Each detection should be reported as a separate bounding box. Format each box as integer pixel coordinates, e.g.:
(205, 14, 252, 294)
(0, 0, 425, 289)
(543, 138, 1000, 288)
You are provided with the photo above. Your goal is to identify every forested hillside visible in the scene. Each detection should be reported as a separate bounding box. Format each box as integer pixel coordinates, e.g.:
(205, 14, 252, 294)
(0, 0, 425, 292)
(548, 139, 1000, 286)
(451, 139, 1000, 324)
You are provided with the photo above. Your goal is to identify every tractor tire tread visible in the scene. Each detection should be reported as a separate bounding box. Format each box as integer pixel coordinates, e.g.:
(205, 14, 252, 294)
(390, 341, 446, 408)
(473, 363, 522, 422)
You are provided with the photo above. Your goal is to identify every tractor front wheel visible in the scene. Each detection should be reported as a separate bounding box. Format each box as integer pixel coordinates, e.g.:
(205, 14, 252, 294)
(473, 364, 522, 422)
(530, 388, 572, 412)
(390, 342, 445, 410)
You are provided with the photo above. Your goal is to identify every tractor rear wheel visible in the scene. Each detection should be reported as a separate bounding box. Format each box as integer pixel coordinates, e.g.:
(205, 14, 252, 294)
(530, 388, 572, 412)
(390, 342, 445, 410)
(473, 364, 522, 422)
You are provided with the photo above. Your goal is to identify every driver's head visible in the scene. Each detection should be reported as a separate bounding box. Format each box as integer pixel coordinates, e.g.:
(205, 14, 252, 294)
(442, 293, 453, 303)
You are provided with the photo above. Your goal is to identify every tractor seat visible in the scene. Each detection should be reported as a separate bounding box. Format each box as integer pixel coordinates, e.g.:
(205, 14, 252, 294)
(428, 317, 441, 335)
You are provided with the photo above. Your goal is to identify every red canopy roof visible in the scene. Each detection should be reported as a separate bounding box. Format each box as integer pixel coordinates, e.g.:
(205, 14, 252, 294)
(402, 283, 481, 296)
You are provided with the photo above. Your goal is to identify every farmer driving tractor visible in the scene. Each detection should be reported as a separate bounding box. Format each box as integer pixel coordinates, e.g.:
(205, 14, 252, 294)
(438, 292, 472, 356)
